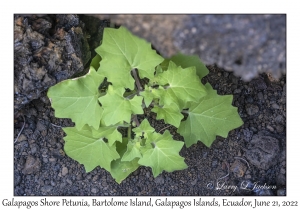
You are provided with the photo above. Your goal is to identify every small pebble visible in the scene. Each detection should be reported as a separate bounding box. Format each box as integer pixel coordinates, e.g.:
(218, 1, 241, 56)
(257, 92, 264, 100)
(22, 156, 41, 175)
(41, 185, 53, 193)
(267, 125, 274, 132)
(66, 179, 72, 185)
(91, 188, 99, 194)
(230, 160, 247, 178)
(245, 174, 251, 179)
(276, 125, 284, 133)
(62, 167, 68, 176)
(234, 89, 241, 94)
(275, 115, 284, 124)
(272, 103, 280, 109)
(246, 104, 259, 116)
(51, 181, 56, 186)
(154, 175, 165, 185)
(17, 134, 27, 142)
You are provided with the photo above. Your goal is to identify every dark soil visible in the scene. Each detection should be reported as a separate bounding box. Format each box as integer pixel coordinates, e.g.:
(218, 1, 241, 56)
(14, 14, 286, 196)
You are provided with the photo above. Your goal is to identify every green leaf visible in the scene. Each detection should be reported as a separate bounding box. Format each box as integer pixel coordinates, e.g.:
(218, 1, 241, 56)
(63, 125, 120, 172)
(121, 138, 142, 162)
(47, 67, 104, 130)
(140, 85, 154, 107)
(151, 103, 184, 128)
(140, 85, 163, 108)
(157, 61, 207, 109)
(99, 86, 144, 125)
(167, 53, 209, 79)
(110, 138, 140, 184)
(91, 124, 122, 146)
(95, 26, 164, 89)
(132, 118, 155, 139)
(143, 129, 173, 145)
(149, 65, 164, 85)
(90, 54, 101, 70)
(138, 130, 187, 177)
(178, 83, 244, 147)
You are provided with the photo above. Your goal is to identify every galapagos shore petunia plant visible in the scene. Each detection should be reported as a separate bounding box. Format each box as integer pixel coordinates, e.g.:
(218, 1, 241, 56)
(47, 26, 243, 183)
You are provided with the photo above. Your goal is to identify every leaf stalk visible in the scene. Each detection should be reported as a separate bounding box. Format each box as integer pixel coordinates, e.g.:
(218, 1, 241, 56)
(128, 124, 132, 140)
(131, 68, 143, 95)
(132, 115, 140, 127)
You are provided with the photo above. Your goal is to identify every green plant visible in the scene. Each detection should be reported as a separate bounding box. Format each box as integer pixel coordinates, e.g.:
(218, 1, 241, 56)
(47, 26, 243, 183)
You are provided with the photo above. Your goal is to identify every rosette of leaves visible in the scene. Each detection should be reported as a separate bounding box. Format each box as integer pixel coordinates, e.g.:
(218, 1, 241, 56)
(47, 26, 243, 183)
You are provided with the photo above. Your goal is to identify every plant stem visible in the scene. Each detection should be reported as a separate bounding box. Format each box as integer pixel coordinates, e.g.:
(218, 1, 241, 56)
(118, 123, 130, 128)
(128, 124, 132, 140)
(132, 115, 140, 127)
(132, 68, 143, 95)
(158, 125, 172, 133)
(125, 92, 137, 100)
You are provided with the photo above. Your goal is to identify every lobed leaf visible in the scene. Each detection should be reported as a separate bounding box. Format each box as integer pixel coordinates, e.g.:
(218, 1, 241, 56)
(151, 103, 184, 128)
(91, 124, 122, 146)
(121, 138, 142, 162)
(99, 86, 144, 125)
(63, 125, 120, 172)
(178, 83, 244, 147)
(138, 130, 187, 177)
(110, 138, 140, 184)
(132, 118, 155, 139)
(140, 85, 154, 108)
(163, 53, 209, 79)
(156, 61, 207, 109)
(140, 85, 164, 108)
(47, 67, 104, 130)
(95, 26, 164, 89)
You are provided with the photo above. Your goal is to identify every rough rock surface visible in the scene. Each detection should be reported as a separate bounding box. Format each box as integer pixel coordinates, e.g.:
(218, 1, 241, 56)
(174, 15, 286, 81)
(14, 15, 108, 113)
(245, 133, 281, 170)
